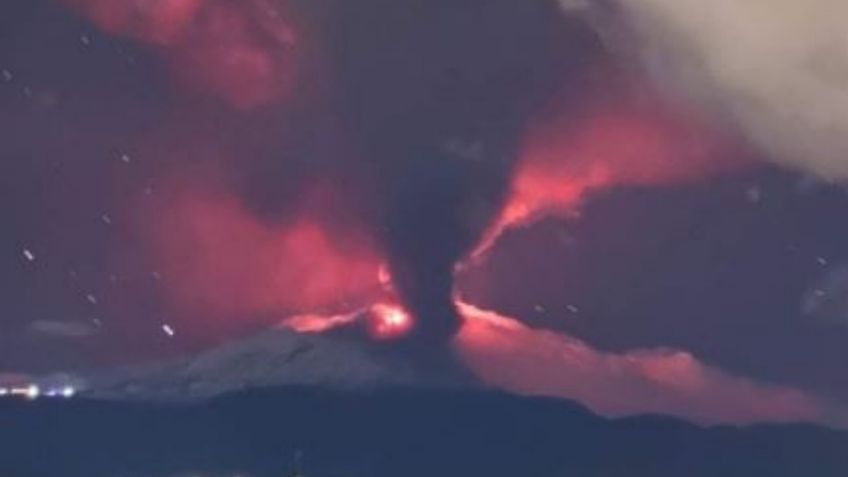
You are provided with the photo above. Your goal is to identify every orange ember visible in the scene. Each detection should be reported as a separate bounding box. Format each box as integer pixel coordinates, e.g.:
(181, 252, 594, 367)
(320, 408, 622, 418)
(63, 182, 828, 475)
(367, 303, 414, 340)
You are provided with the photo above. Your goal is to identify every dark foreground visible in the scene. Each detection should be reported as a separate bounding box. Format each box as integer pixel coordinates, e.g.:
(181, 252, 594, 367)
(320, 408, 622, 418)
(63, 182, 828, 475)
(1, 388, 846, 477)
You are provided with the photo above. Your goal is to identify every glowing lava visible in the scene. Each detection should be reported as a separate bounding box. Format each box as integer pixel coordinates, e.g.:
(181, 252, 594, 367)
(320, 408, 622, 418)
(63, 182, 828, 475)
(367, 303, 414, 341)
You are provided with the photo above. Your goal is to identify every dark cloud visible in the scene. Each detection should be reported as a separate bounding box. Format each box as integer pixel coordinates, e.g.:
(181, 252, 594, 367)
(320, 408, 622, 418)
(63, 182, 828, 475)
(313, 0, 603, 340)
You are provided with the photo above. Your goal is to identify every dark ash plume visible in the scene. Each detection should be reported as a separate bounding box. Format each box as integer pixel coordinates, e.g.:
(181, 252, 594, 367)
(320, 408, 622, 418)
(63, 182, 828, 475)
(314, 0, 604, 341)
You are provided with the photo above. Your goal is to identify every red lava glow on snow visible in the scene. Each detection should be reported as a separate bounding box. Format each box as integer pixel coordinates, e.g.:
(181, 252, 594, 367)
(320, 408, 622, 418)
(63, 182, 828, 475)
(279, 310, 360, 334)
(64, 0, 299, 108)
(279, 302, 415, 341)
(473, 80, 748, 259)
(452, 300, 828, 426)
(275, 299, 831, 424)
(148, 183, 384, 326)
(279, 272, 415, 340)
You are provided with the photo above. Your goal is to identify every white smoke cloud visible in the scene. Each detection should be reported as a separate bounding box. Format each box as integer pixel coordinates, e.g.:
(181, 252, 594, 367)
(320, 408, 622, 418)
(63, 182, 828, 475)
(568, 0, 848, 179)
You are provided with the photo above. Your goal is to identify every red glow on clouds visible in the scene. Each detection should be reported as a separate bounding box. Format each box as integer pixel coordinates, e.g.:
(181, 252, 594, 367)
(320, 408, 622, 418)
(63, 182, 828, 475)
(165, 1, 297, 109)
(147, 181, 383, 327)
(65, 0, 298, 108)
(474, 79, 748, 258)
(452, 301, 827, 426)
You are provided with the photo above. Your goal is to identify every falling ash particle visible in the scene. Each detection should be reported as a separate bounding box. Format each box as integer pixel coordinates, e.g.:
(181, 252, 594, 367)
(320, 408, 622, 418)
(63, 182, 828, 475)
(162, 324, 175, 337)
(22, 249, 35, 262)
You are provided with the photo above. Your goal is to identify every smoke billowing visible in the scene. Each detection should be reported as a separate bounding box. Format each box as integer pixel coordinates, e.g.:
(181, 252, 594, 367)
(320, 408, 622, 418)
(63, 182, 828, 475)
(62, 0, 606, 341)
(6, 0, 848, 427)
(317, 0, 602, 341)
(587, 0, 848, 180)
(471, 69, 746, 258)
(63, 0, 299, 108)
(62, 0, 743, 342)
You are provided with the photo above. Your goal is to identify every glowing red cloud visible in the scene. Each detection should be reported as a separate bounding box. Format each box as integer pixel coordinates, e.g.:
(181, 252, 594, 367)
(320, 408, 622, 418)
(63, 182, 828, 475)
(165, 1, 298, 109)
(147, 182, 383, 328)
(63, 0, 298, 109)
(473, 79, 749, 259)
(453, 301, 829, 426)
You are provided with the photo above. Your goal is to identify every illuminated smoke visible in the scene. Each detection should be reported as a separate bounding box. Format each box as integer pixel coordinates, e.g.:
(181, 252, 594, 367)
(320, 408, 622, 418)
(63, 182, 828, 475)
(322, 0, 600, 341)
(582, 0, 848, 180)
(42, 0, 847, 426)
(473, 74, 745, 258)
(453, 301, 834, 426)
(164, 0, 297, 109)
(64, 0, 298, 108)
(66, 0, 604, 341)
(65, 0, 744, 347)
(144, 178, 384, 331)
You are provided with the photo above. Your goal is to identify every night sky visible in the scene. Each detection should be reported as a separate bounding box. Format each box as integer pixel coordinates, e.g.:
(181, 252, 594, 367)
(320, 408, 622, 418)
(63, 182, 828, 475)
(3, 0, 848, 426)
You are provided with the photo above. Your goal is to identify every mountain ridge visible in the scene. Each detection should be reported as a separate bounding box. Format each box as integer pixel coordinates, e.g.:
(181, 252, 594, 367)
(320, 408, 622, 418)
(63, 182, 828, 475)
(2, 385, 846, 477)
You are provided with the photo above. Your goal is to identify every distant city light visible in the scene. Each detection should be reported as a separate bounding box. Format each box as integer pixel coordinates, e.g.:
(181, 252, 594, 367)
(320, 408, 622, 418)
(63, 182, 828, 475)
(0, 383, 78, 400)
